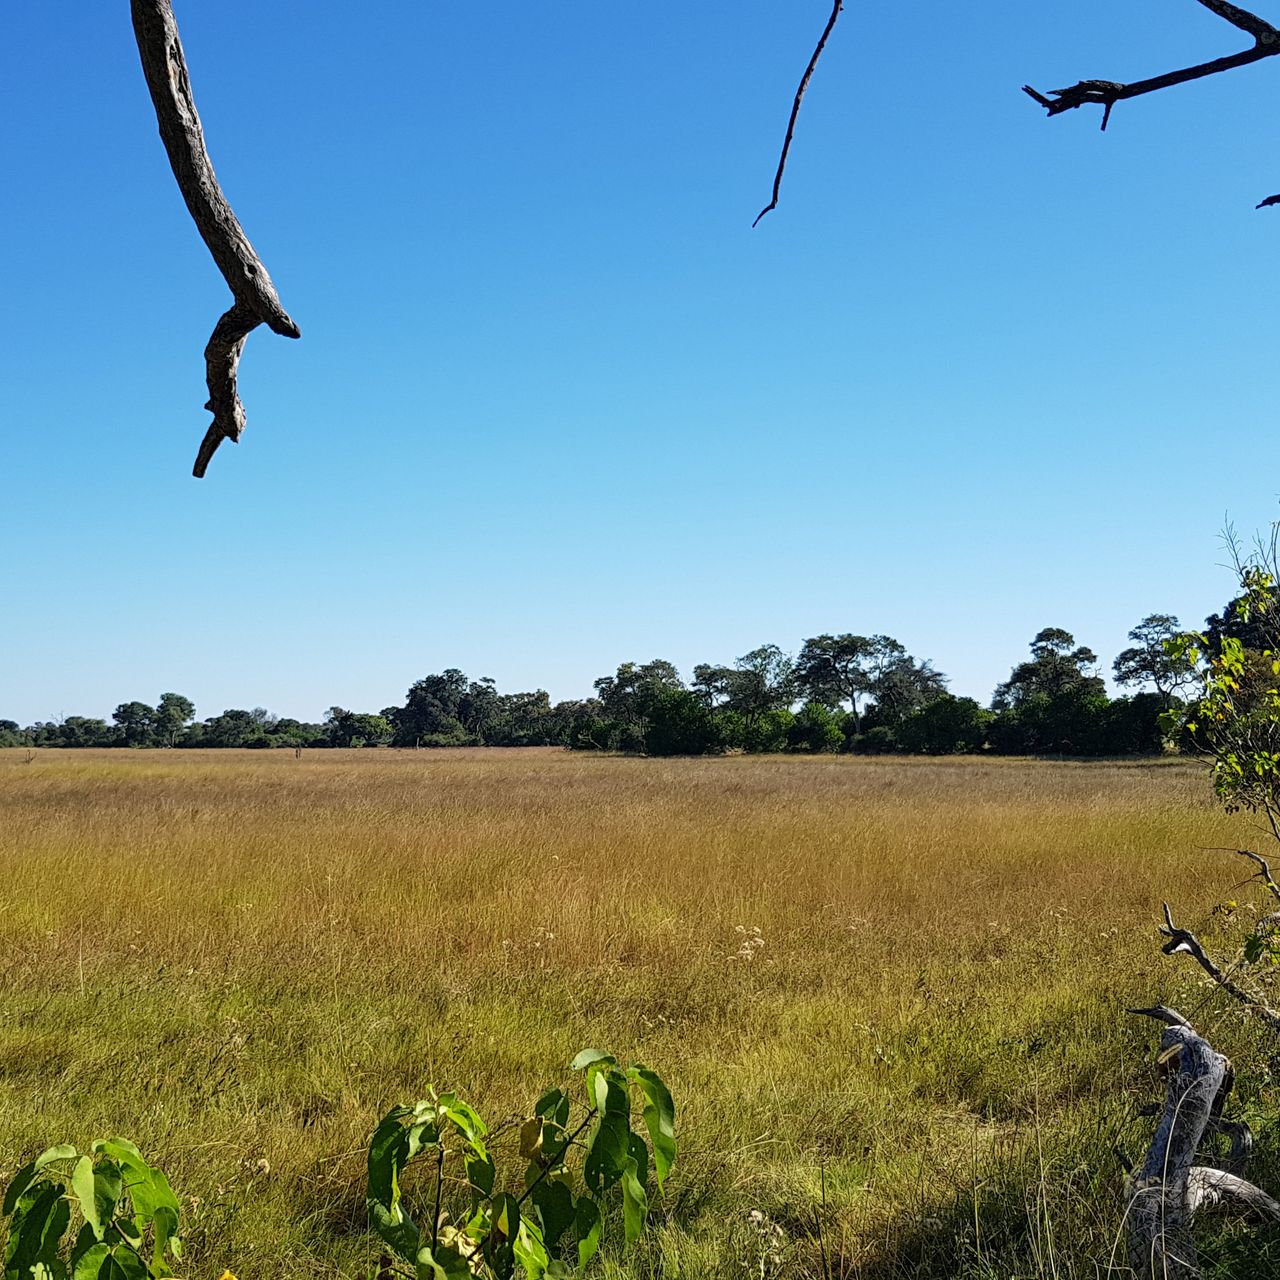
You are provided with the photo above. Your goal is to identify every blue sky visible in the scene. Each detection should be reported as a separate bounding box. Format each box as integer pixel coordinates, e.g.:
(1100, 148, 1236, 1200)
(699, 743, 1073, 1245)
(4, 2, 1279, 723)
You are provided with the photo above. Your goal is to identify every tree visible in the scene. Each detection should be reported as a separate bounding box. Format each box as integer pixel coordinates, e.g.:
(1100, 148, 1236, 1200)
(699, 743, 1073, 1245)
(154, 692, 195, 746)
(989, 629, 1110, 755)
(896, 695, 991, 755)
(641, 688, 725, 757)
(325, 708, 393, 747)
(794, 634, 875, 721)
(390, 670, 474, 746)
(112, 700, 157, 748)
(1113, 615, 1197, 708)
(992, 628, 1105, 711)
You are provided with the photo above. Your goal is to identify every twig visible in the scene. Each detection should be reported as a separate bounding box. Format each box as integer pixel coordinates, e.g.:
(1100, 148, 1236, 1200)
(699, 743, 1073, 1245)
(130, 1, 300, 477)
(753, 1, 844, 227)
(432, 1144, 445, 1253)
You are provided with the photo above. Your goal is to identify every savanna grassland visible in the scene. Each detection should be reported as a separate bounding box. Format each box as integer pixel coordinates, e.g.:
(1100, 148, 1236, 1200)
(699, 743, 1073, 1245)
(1, 748, 1277, 1279)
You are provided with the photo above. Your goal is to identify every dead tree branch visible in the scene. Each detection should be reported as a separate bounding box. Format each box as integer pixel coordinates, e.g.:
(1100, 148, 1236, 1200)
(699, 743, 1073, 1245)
(1125, 1009, 1280, 1279)
(1158, 902, 1280, 1032)
(1023, 0, 1280, 170)
(1237, 847, 1280, 902)
(130, 0, 300, 477)
(753, 1, 844, 227)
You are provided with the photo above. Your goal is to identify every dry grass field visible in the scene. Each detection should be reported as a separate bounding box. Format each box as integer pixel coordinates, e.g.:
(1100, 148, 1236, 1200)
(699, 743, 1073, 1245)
(1, 748, 1277, 1278)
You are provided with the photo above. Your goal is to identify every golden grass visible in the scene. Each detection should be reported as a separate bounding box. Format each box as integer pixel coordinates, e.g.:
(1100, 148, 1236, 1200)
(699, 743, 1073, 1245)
(0, 748, 1275, 1278)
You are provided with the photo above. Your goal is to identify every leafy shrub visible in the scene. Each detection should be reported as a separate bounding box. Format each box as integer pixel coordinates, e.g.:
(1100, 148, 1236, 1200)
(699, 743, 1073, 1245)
(2, 1138, 183, 1279)
(367, 1050, 676, 1279)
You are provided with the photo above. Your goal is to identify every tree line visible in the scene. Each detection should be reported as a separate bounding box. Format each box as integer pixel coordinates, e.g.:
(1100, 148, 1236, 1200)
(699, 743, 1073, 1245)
(1, 612, 1216, 757)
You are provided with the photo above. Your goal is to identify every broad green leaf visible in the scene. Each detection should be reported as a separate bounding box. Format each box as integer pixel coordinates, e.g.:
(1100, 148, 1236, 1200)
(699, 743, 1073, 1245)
(628, 1065, 676, 1188)
(414, 1243, 473, 1280)
(530, 1178, 575, 1251)
(534, 1089, 568, 1125)
(369, 1198, 422, 1264)
(620, 1156, 648, 1244)
(573, 1198, 601, 1272)
(5, 1145, 79, 1217)
(34, 1147, 78, 1173)
(71, 1159, 101, 1241)
(3, 1163, 39, 1218)
(569, 1050, 615, 1072)
(486, 1193, 520, 1280)
(5, 1181, 71, 1280)
(514, 1218, 549, 1279)
(441, 1101, 487, 1143)
(583, 1070, 630, 1194)
(150, 1204, 179, 1276)
(368, 1112, 412, 1210)
(464, 1149, 496, 1201)
(106, 1246, 147, 1280)
(70, 1243, 111, 1280)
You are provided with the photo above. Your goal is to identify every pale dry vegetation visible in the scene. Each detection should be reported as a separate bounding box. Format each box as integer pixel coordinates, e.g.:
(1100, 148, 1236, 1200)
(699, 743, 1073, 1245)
(0, 748, 1276, 1277)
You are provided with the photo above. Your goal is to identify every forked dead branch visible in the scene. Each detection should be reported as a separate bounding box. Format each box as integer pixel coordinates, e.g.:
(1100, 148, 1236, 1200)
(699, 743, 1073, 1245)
(130, 0, 299, 478)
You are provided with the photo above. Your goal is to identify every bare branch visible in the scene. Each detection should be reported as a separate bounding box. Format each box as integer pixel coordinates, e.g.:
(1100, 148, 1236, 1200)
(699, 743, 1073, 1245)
(130, 1, 300, 476)
(1158, 903, 1280, 1033)
(1193, 0, 1280, 41)
(1023, 4, 1280, 135)
(1237, 848, 1280, 902)
(754, 1, 844, 227)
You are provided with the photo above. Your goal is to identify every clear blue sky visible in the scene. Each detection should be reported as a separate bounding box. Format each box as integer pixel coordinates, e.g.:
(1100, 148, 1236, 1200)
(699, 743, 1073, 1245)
(4, 2, 1279, 724)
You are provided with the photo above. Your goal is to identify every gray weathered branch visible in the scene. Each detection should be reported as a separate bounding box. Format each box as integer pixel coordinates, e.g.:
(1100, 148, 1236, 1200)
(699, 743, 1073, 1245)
(1126, 1009, 1280, 1279)
(1158, 901, 1280, 1032)
(130, 0, 299, 477)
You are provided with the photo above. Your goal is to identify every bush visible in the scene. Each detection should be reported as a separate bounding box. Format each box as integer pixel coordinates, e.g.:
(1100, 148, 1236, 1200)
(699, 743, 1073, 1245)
(786, 702, 844, 753)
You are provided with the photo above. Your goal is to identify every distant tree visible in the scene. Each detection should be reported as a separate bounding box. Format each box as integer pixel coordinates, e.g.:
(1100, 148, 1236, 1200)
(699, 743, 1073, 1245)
(896, 695, 991, 755)
(992, 628, 1105, 711)
(794, 634, 876, 721)
(721, 645, 796, 732)
(642, 687, 725, 756)
(34, 717, 114, 748)
(0, 719, 25, 747)
(325, 708, 393, 747)
(989, 629, 1110, 755)
(112, 700, 157, 748)
(864, 653, 948, 724)
(593, 660, 685, 752)
(458, 678, 501, 741)
(153, 692, 195, 746)
(488, 691, 560, 746)
(390, 670, 474, 746)
(1112, 615, 1197, 708)
(1098, 693, 1168, 756)
(197, 709, 261, 748)
(794, 633, 941, 730)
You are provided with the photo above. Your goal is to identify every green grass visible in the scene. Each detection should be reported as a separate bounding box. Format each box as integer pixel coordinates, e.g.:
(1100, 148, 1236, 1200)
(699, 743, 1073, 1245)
(1, 748, 1278, 1277)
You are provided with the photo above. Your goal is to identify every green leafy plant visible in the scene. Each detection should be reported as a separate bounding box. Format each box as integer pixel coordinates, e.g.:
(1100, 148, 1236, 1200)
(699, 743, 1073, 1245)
(2, 1138, 183, 1280)
(366, 1050, 676, 1279)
